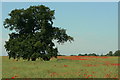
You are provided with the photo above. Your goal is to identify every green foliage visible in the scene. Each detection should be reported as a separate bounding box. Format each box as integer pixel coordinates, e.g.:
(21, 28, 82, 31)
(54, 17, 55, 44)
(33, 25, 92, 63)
(113, 50, 120, 56)
(70, 55, 76, 56)
(84, 54, 87, 56)
(78, 54, 83, 56)
(87, 53, 97, 56)
(4, 5, 74, 61)
(78, 53, 97, 56)
(106, 51, 113, 56)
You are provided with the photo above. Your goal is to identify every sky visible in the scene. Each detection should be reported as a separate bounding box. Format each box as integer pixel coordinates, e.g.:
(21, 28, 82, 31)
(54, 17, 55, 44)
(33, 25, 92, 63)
(1, 2, 118, 56)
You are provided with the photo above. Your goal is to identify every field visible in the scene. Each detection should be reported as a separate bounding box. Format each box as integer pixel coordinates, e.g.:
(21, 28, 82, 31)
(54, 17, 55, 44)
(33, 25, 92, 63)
(2, 56, 120, 79)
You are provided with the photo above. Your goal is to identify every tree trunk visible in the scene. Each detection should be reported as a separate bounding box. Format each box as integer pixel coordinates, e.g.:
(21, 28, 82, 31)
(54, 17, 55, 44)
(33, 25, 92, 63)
(13, 56, 15, 59)
(28, 57, 30, 61)
(43, 57, 50, 61)
(31, 58, 36, 61)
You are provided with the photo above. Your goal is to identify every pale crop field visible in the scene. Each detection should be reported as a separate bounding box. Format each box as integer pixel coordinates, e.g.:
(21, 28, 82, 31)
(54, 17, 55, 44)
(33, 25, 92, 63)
(2, 56, 120, 79)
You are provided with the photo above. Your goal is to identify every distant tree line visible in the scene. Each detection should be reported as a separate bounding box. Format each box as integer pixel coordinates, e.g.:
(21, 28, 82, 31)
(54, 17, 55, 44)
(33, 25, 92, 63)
(105, 50, 120, 56)
(78, 53, 98, 56)
(49, 50, 120, 56)
(77, 50, 120, 56)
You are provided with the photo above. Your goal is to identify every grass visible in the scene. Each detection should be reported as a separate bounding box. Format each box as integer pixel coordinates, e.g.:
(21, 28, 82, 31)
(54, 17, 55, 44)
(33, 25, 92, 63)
(2, 56, 119, 79)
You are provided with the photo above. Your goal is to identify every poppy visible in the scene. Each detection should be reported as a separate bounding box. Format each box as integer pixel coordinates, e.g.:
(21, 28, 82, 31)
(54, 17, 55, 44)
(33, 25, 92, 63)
(92, 72, 95, 74)
(94, 76, 96, 77)
(84, 74, 87, 76)
(86, 77, 88, 78)
(14, 76, 18, 77)
(11, 77, 15, 79)
(113, 77, 117, 79)
(64, 65, 68, 67)
(88, 75, 92, 77)
(86, 75, 92, 78)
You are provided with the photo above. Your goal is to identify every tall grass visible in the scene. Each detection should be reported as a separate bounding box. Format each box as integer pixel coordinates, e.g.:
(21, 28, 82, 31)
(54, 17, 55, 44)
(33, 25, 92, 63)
(2, 56, 119, 78)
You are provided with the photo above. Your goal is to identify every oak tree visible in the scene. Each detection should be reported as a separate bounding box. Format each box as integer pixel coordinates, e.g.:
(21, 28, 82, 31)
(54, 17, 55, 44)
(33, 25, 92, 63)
(4, 5, 74, 61)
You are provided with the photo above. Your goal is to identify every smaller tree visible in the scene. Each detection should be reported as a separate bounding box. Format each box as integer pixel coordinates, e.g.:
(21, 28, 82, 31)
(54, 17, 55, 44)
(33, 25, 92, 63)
(78, 54, 83, 56)
(106, 51, 113, 56)
(109, 51, 113, 56)
(113, 50, 120, 56)
(100, 53, 104, 56)
(84, 54, 87, 56)
(70, 55, 76, 56)
(88, 53, 97, 56)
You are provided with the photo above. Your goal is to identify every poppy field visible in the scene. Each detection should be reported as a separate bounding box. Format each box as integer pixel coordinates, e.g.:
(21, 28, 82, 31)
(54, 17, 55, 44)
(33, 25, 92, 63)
(2, 56, 120, 79)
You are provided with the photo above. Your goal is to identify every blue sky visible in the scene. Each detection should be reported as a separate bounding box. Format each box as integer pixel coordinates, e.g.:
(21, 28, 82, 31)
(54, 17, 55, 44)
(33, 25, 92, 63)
(1, 2, 118, 56)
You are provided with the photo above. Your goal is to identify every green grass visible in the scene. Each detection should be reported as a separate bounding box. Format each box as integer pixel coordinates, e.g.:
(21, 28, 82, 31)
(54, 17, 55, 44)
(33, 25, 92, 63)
(2, 56, 119, 78)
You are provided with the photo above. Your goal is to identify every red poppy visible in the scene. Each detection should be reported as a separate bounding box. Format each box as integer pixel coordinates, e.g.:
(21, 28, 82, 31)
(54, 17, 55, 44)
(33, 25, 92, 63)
(64, 65, 68, 67)
(14, 76, 18, 77)
(88, 75, 92, 77)
(11, 77, 15, 79)
(86, 75, 92, 78)
(94, 75, 96, 77)
(92, 72, 95, 74)
(86, 76, 88, 78)
(84, 74, 87, 76)
(113, 77, 117, 79)
(79, 58, 86, 60)
(111, 64, 120, 66)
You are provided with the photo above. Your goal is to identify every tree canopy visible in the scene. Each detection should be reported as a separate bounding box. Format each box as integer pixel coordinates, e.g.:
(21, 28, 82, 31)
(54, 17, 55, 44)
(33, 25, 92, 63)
(4, 5, 74, 61)
(113, 50, 120, 56)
